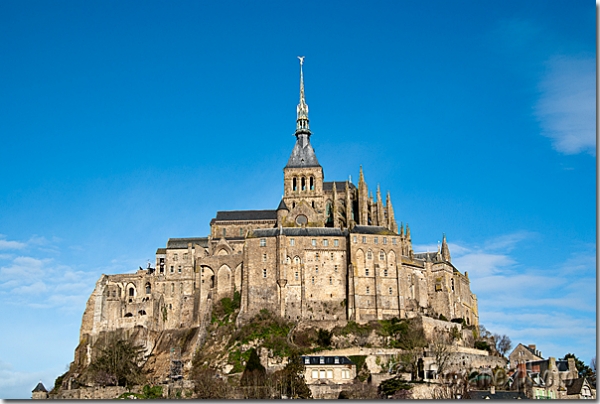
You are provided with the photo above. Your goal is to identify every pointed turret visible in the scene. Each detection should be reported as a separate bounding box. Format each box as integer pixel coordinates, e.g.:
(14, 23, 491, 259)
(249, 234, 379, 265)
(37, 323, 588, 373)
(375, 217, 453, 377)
(376, 184, 384, 226)
(358, 166, 369, 225)
(441, 233, 451, 262)
(345, 180, 353, 228)
(386, 191, 397, 233)
(332, 181, 339, 227)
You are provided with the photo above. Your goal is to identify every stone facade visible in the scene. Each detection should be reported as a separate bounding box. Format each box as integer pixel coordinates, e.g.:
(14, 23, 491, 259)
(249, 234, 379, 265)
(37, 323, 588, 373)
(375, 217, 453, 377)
(75, 60, 479, 381)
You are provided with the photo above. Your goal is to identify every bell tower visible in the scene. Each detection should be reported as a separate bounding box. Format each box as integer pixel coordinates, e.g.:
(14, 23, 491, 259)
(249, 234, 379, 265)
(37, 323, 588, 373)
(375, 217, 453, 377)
(282, 57, 325, 227)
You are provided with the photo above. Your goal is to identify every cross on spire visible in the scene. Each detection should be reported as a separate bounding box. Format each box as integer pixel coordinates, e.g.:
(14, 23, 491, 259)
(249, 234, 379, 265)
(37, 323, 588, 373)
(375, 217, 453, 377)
(296, 56, 310, 134)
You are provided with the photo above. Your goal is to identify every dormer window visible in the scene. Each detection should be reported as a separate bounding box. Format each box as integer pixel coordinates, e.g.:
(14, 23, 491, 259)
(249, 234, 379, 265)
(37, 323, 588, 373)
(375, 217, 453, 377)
(305, 358, 310, 364)
(334, 357, 339, 364)
(319, 357, 325, 364)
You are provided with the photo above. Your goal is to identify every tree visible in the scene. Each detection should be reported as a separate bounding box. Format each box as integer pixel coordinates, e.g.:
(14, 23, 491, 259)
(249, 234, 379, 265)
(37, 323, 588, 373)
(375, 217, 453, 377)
(430, 328, 452, 377)
(493, 334, 512, 357)
(191, 367, 229, 399)
(396, 319, 427, 380)
(240, 348, 268, 399)
(270, 352, 312, 399)
(378, 376, 413, 399)
(562, 353, 594, 378)
(88, 335, 145, 388)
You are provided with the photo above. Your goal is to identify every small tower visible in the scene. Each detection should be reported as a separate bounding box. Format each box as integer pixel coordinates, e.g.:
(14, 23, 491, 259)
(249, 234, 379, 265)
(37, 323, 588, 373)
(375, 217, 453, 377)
(376, 185, 384, 226)
(386, 191, 398, 233)
(32, 381, 48, 399)
(441, 233, 451, 262)
(358, 166, 369, 225)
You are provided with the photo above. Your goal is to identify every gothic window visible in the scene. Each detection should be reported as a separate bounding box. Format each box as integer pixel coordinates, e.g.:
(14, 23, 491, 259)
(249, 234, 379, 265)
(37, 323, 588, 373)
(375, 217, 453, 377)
(294, 256, 300, 264)
(129, 287, 135, 297)
(383, 237, 387, 244)
(260, 238, 266, 247)
(367, 250, 372, 260)
(374, 237, 378, 244)
(379, 251, 385, 260)
(292, 202, 296, 208)
(301, 177, 306, 191)
(290, 238, 295, 246)
(334, 239, 339, 247)
(286, 256, 291, 264)
(145, 283, 151, 294)
(293, 177, 297, 191)
(365, 268, 369, 276)
(263, 269, 267, 278)
(310, 176, 314, 190)
(295, 272, 299, 280)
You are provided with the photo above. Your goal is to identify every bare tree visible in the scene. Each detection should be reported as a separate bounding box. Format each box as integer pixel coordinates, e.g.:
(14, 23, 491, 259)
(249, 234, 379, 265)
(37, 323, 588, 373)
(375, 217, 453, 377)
(493, 334, 512, 357)
(430, 327, 452, 378)
(397, 320, 427, 380)
(433, 371, 469, 399)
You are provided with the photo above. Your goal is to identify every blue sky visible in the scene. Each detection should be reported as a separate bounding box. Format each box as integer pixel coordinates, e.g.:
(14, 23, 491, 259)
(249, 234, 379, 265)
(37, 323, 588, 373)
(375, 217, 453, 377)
(0, 0, 595, 398)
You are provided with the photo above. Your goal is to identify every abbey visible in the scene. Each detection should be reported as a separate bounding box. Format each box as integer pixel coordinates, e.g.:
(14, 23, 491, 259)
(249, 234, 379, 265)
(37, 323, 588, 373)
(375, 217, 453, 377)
(78, 60, 478, 348)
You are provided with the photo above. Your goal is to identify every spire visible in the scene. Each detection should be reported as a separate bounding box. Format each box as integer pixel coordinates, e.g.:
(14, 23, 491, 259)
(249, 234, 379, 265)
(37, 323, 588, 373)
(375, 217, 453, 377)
(386, 191, 397, 233)
(441, 233, 451, 262)
(296, 56, 310, 134)
(358, 166, 369, 225)
(332, 181, 339, 227)
(376, 184, 384, 226)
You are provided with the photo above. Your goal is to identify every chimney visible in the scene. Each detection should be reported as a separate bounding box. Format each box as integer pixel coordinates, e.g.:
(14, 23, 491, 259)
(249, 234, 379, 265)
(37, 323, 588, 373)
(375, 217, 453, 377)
(528, 344, 536, 351)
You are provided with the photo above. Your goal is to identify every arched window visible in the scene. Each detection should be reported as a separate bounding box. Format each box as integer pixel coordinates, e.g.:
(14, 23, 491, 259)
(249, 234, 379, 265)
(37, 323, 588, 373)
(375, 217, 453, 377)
(301, 177, 306, 191)
(451, 278, 455, 292)
(145, 283, 151, 294)
(138, 310, 146, 316)
(379, 251, 385, 261)
(367, 250, 373, 260)
(294, 256, 301, 264)
(124, 312, 133, 318)
(310, 177, 314, 190)
(292, 177, 297, 191)
(129, 287, 135, 297)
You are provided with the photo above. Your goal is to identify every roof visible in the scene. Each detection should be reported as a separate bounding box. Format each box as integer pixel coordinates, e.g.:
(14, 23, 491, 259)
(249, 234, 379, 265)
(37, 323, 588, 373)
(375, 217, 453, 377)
(251, 227, 347, 238)
(468, 390, 528, 400)
(323, 181, 356, 191)
(350, 225, 397, 235)
(214, 210, 277, 222)
(156, 248, 167, 254)
(285, 134, 321, 168)
(566, 378, 586, 395)
(32, 382, 48, 393)
(166, 237, 209, 249)
(300, 356, 354, 365)
(277, 199, 289, 211)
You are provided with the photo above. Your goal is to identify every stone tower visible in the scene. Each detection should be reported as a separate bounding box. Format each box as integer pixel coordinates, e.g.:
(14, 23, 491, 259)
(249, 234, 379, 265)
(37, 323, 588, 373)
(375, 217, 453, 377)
(282, 57, 326, 227)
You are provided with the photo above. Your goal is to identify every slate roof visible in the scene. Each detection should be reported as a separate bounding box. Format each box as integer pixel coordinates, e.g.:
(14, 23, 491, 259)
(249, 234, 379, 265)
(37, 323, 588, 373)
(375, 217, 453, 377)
(156, 248, 167, 254)
(566, 378, 586, 396)
(323, 181, 356, 191)
(32, 382, 48, 393)
(214, 210, 278, 222)
(286, 134, 321, 168)
(468, 390, 528, 400)
(251, 227, 347, 238)
(167, 237, 209, 249)
(277, 199, 289, 211)
(300, 356, 354, 365)
(350, 225, 396, 235)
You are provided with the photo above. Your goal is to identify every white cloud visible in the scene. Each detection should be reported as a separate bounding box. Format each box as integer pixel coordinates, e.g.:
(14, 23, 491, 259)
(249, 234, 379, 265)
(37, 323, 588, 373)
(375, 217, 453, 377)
(534, 55, 596, 155)
(0, 238, 26, 250)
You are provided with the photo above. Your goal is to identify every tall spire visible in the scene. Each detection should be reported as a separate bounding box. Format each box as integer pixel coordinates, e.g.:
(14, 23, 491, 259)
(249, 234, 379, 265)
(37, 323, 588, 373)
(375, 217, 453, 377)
(441, 233, 451, 262)
(296, 56, 310, 134)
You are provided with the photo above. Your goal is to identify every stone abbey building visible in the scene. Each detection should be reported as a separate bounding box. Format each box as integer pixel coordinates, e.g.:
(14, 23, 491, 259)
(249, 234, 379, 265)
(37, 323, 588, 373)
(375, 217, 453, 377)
(79, 59, 479, 348)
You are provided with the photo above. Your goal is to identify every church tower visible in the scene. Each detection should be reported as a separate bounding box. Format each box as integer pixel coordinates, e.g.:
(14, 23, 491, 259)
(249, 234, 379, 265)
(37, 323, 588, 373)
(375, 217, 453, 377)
(282, 57, 326, 226)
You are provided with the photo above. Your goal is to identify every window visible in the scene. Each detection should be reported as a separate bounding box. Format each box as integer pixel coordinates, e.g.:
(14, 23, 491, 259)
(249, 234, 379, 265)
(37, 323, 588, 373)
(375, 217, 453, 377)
(329, 277, 333, 285)
(320, 369, 325, 378)
(392, 238, 397, 245)
(334, 357, 339, 364)
(315, 252, 319, 260)
(389, 287, 393, 295)
(342, 369, 350, 379)
(330, 252, 334, 260)
(240, 228, 244, 237)
(222, 228, 226, 237)
(326, 370, 333, 379)
(451, 278, 455, 292)
(334, 265, 338, 272)
(315, 265, 318, 274)
(178, 265, 182, 273)
(319, 357, 325, 364)
(294, 256, 300, 264)
(301, 177, 306, 191)
(262, 269, 267, 278)
(334, 239, 339, 247)
(384, 269, 388, 277)
(311, 239, 317, 246)
(170, 266, 174, 273)
(367, 251, 372, 260)
(286, 256, 291, 264)
(263, 253, 267, 262)
(183, 253, 188, 260)
(290, 238, 295, 246)
(171, 283, 174, 293)
(295, 272, 299, 280)
(305, 358, 310, 364)
(311, 277, 315, 284)
(323, 239, 329, 246)
(293, 178, 298, 191)
(310, 176, 314, 190)
(374, 237, 378, 244)
(379, 251, 385, 260)
(362, 236, 366, 244)
(353, 236, 357, 243)
(260, 238, 266, 247)
(366, 286, 370, 294)
(173, 253, 178, 261)
(383, 237, 387, 244)
(312, 370, 318, 379)
(365, 268, 369, 276)
(129, 287, 135, 297)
